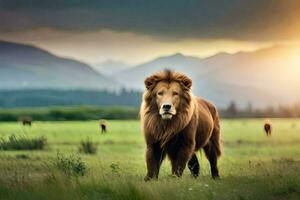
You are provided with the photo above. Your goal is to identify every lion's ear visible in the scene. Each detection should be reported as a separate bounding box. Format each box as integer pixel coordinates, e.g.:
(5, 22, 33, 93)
(144, 75, 156, 90)
(181, 76, 192, 90)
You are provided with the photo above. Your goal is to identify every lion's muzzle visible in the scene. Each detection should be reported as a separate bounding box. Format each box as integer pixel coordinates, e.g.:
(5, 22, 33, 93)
(159, 102, 176, 120)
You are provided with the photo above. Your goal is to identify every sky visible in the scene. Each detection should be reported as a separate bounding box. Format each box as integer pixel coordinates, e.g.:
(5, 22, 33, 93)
(0, 0, 300, 65)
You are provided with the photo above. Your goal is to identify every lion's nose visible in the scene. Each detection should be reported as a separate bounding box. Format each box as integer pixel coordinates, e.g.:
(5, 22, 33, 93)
(162, 104, 172, 112)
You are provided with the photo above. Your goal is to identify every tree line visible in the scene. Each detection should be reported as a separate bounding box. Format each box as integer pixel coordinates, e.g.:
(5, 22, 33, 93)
(0, 89, 141, 108)
(220, 101, 300, 118)
(0, 106, 139, 121)
(0, 90, 300, 120)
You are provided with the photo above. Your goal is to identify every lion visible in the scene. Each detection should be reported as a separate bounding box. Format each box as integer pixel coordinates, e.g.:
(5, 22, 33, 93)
(98, 119, 107, 134)
(140, 70, 222, 181)
(264, 119, 272, 136)
(20, 116, 32, 126)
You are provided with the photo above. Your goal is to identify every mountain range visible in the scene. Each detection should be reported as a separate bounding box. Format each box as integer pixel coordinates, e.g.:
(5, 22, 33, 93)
(111, 45, 300, 108)
(0, 40, 299, 108)
(0, 41, 117, 90)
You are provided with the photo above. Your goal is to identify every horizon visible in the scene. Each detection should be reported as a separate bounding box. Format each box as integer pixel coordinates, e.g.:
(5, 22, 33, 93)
(1, 38, 299, 67)
(1, 29, 297, 66)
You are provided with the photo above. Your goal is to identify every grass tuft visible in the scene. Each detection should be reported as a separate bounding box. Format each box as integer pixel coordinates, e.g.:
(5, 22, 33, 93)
(78, 138, 98, 154)
(54, 152, 88, 178)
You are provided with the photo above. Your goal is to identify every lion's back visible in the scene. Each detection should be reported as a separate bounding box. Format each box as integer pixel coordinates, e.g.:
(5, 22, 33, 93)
(197, 98, 218, 120)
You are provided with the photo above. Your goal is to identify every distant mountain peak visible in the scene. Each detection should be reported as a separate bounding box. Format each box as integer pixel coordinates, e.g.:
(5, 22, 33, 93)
(156, 53, 185, 60)
(156, 52, 202, 62)
(170, 52, 185, 57)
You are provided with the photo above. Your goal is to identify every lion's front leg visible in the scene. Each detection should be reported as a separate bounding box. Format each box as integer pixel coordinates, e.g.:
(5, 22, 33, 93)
(168, 145, 194, 177)
(172, 147, 193, 177)
(167, 138, 194, 177)
(144, 143, 166, 181)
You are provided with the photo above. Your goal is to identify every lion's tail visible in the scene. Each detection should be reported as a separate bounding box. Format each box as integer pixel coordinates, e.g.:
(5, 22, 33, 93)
(211, 128, 222, 157)
(205, 101, 222, 157)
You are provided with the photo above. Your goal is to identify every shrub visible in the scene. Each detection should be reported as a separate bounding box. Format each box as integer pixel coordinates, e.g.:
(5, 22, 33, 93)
(54, 152, 88, 177)
(110, 163, 120, 173)
(0, 134, 47, 150)
(15, 154, 30, 159)
(79, 138, 98, 154)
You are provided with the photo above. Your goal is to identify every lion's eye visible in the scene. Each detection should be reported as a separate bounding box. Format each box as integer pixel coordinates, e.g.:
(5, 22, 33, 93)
(172, 91, 179, 96)
(157, 91, 164, 96)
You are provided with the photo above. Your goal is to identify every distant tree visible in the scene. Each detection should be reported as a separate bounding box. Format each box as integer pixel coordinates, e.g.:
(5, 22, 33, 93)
(292, 102, 300, 117)
(278, 105, 294, 118)
(0, 89, 142, 108)
(226, 101, 237, 118)
(265, 106, 275, 117)
(246, 102, 253, 114)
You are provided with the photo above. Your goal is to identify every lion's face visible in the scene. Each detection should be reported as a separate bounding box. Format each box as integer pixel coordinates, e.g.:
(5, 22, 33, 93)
(154, 81, 181, 120)
(144, 70, 192, 120)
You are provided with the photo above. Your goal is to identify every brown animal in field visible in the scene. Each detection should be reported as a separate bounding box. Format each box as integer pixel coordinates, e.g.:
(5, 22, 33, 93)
(264, 120, 272, 136)
(20, 117, 32, 126)
(99, 119, 107, 133)
(140, 70, 222, 181)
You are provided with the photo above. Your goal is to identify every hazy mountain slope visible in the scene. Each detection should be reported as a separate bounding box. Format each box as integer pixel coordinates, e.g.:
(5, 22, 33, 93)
(92, 60, 131, 76)
(198, 45, 300, 104)
(113, 45, 300, 108)
(193, 81, 279, 108)
(0, 41, 118, 90)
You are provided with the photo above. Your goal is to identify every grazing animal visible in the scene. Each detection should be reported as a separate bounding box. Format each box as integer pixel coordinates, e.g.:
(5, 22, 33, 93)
(140, 70, 222, 181)
(99, 120, 107, 133)
(21, 117, 32, 126)
(264, 120, 272, 136)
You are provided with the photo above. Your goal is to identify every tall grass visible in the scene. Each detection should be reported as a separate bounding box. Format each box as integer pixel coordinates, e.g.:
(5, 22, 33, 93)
(0, 135, 47, 150)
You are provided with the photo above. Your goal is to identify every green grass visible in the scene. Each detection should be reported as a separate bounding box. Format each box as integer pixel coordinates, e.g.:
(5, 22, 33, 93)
(0, 119, 299, 200)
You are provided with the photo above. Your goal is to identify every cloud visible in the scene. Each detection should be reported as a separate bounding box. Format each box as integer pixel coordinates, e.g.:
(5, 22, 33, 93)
(0, 28, 276, 64)
(0, 0, 300, 41)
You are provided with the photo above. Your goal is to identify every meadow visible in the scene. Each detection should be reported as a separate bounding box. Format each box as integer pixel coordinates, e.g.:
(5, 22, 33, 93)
(0, 119, 299, 200)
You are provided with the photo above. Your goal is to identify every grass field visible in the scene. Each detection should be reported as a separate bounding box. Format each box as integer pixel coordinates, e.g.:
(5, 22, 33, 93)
(0, 119, 300, 200)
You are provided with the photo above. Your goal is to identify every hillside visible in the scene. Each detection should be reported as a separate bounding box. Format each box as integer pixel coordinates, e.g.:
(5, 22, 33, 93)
(0, 41, 118, 90)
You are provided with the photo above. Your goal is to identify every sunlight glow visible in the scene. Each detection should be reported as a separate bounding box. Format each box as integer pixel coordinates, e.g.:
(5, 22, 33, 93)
(0, 28, 284, 65)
